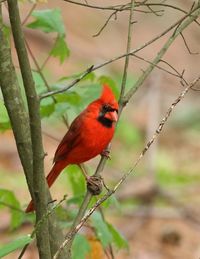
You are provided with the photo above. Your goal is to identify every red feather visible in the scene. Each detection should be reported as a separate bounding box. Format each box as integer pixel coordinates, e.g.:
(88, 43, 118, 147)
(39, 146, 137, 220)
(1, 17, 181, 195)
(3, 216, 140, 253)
(25, 84, 118, 212)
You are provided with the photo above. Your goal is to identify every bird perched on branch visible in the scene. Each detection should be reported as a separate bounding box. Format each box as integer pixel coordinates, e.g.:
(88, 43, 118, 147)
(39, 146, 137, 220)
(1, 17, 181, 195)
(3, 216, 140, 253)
(26, 84, 118, 212)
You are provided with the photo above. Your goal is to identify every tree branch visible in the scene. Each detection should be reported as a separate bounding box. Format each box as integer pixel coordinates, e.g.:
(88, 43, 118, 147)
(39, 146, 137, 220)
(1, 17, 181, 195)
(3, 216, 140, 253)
(120, 0, 135, 100)
(63, 0, 130, 11)
(7, 0, 51, 257)
(0, 5, 33, 196)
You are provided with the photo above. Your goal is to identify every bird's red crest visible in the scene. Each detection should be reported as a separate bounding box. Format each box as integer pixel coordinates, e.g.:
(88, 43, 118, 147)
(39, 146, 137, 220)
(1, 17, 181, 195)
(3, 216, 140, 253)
(100, 84, 118, 108)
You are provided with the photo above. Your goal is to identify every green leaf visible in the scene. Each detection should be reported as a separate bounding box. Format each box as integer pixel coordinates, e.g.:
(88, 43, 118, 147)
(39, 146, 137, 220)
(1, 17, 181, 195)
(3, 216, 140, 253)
(72, 234, 91, 259)
(3, 24, 11, 40)
(102, 195, 121, 210)
(91, 212, 112, 248)
(55, 91, 82, 106)
(0, 100, 11, 132)
(27, 9, 65, 36)
(0, 235, 33, 258)
(0, 189, 23, 230)
(40, 98, 55, 118)
(32, 71, 46, 95)
(80, 83, 101, 106)
(67, 195, 84, 206)
(0, 121, 11, 132)
(65, 165, 86, 197)
(107, 223, 129, 250)
(50, 36, 70, 63)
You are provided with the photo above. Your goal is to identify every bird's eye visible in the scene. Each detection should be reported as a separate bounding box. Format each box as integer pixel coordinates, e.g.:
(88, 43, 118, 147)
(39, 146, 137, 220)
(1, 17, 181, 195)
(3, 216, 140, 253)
(103, 105, 110, 112)
(102, 104, 118, 113)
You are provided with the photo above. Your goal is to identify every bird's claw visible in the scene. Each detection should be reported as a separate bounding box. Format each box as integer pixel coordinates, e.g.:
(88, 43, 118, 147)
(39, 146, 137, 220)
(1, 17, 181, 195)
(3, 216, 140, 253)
(101, 150, 111, 160)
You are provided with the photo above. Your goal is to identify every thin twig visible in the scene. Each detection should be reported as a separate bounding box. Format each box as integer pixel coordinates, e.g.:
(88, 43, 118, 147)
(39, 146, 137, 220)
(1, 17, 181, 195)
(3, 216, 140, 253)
(63, 0, 130, 11)
(146, 5, 164, 16)
(93, 10, 118, 37)
(40, 65, 94, 99)
(120, 0, 135, 100)
(146, 3, 200, 26)
(180, 32, 199, 55)
(131, 53, 188, 85)
(21, 4, 36, 25)
(40, 36, 59, 70)
(53, 75, 200, 258)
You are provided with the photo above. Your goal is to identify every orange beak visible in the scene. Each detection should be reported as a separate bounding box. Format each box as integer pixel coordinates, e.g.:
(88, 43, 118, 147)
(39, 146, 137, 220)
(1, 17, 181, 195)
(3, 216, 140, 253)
(105, 110, 118, 122)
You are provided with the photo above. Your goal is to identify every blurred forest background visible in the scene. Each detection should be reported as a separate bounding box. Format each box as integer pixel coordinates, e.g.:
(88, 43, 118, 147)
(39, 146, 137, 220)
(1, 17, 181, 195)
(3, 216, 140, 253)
(1, 0, 200, 258)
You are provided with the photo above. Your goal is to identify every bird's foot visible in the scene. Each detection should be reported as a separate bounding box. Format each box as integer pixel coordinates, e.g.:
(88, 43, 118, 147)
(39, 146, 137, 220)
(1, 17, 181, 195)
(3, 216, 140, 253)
(87, 176, 103, 195)
(101, 149, 111, 160)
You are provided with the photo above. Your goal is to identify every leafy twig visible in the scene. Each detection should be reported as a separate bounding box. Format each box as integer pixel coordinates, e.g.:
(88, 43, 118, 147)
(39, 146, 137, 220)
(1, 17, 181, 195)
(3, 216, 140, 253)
(40, 65, 94, 99)
(21, 3, 36, 25)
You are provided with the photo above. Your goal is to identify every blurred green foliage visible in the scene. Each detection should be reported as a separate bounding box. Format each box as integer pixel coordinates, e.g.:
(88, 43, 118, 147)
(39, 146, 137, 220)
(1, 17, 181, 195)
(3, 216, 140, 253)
(91, 212, 113, 248)
(72, 234, 91, 259)
(0, 189, 24, 230)
(0, 100, 11, 132)
(116, 119, 142, 148)
(0, 235, 33, 258)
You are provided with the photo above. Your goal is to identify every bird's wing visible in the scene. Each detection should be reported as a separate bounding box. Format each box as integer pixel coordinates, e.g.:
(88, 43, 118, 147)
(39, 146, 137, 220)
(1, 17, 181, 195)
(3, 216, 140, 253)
(53, 114, 84, 163)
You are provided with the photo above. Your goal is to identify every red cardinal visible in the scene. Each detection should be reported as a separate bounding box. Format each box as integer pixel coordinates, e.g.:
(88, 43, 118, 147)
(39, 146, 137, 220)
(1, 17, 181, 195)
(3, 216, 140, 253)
(26, 84, 118, 212)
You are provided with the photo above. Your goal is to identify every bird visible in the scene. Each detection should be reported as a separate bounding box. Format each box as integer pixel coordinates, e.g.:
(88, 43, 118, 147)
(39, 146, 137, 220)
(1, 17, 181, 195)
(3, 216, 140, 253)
(25, 84, 119, 212)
